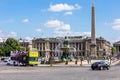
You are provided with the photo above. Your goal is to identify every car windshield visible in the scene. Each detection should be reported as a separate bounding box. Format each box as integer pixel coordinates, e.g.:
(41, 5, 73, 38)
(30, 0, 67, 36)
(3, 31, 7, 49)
(94, 62, 104, 64)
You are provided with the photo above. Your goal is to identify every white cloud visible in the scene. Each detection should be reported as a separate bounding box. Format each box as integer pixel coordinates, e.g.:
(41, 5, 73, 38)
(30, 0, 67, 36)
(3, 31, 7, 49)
(36, 29, 42, 32)
(45, 20, 62, 27)
(81, 32, 91, 36)
(113, 19, 120, 25)
(49, 3, 81, 12)
(0, 37, 3, 42)
(64, 12, 73, 15)
(45, 20, 71, 31)
(24, 37, 33, 41)
(55, 24, 70, 31)
(54, 31, 70, 37)
(23, 19, 29, 23)
(112, 19, 120, 30)
(0, 31, 5, 37)
(0, 31, 17, 38)
(111, 37, 120, 44)
(45, 20, 90, 37)
(54, 31, 91, 37)
(9, 32, 17, 37)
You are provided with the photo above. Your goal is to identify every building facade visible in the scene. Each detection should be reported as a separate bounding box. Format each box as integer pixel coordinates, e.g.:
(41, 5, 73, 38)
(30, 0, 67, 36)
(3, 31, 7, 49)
(32, 36, 111, 59)
(113, 41, 120, 53)
(18, 39, 30, 50)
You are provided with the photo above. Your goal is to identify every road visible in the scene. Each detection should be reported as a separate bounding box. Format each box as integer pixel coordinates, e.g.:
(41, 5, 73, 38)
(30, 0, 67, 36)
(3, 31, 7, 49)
(0, 62, 120, 80)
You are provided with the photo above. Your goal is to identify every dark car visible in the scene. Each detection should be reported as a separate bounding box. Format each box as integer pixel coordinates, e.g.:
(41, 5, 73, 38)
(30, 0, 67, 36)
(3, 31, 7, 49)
(1, 57, 9, 62)
(91, 61, 110, 70)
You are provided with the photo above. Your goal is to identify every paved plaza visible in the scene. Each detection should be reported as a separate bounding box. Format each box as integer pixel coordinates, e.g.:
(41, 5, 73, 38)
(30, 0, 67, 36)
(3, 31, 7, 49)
(0, 60, 120, 80)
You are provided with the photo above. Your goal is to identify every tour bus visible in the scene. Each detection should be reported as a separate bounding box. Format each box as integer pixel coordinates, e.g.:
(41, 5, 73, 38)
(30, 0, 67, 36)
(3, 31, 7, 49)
(7, 48, 39, 66)
(28, 48, 39, 65)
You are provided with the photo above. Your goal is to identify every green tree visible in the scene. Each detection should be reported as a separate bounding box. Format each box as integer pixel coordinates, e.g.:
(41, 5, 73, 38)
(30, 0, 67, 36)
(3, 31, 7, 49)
(111, 47, 117, 56)
(0, 46, 4, 56)
(4, 38, 21, 56)
(5, 38, 20, 49)
(18, 46, 26, 52)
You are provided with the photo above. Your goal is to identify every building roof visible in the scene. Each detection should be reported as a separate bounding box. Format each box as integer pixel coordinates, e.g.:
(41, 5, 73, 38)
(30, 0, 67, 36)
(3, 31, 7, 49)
(113, 41, 120, 45)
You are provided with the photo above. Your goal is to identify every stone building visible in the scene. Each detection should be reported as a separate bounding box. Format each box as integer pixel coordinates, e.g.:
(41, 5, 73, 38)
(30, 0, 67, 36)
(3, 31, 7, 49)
(113, 41, 120, 53)
(32, 36, 111, 59)
(18, 38, 30, 50)
(84, 37, 111, 57)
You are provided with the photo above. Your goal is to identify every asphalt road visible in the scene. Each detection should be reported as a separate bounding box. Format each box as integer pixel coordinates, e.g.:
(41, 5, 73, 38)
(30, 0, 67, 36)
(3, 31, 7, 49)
(0, 62, 120, 80)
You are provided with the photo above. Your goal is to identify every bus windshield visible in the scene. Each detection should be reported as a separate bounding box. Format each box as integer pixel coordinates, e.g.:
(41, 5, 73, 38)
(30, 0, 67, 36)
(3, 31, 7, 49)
(30, 49, 38, 52)
(29, 57, 38, 61)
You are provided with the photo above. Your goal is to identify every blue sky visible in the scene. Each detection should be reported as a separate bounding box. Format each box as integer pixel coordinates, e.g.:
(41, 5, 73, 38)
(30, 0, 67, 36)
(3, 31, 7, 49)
(0, 0, 120, 43)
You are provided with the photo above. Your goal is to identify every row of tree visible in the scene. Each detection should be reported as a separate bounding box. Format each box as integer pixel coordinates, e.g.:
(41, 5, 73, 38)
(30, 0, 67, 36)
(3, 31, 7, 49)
(0, 38, 26, 56)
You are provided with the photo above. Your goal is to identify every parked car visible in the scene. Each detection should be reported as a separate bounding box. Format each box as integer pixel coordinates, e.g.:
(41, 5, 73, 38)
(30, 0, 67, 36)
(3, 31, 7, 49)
(91, 61, 110, 70)
(1, 57, 5, 61)
(3, 58, 9, 62)
(1, 57, 9, 62)
(6, 59, 19, 66)
(54, 57, 59, 62)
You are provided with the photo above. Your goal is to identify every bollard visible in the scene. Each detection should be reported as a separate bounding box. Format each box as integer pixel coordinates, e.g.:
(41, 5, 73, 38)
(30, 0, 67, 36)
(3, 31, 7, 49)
(65, 61, 68, 65)
(80, 60, 82, 66)
(75, 60, 77, 64)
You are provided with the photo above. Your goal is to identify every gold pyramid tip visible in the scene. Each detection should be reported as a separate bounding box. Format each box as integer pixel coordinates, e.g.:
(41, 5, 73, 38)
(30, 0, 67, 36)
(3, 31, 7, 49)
(92, 2, 94, 7)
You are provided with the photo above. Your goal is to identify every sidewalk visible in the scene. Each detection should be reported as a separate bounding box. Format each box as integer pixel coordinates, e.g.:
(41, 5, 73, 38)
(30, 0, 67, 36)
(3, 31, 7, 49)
(111, 59, 120, 65)
(38, 59, 120, 67)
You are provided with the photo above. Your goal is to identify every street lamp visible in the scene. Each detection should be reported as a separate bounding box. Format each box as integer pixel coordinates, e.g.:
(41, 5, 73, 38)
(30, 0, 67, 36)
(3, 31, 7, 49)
(80, 51, 83, 66)
(80, 56, 83, 66)
(75, 52, 78, 65)
(50, 52, 54, 66)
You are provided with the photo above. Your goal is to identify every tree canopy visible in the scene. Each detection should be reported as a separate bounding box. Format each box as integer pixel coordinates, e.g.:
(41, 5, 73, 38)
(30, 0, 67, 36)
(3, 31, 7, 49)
(3, 38, 25, 56)
(112, 47, 117, 55)
(0, 46, 4, 56)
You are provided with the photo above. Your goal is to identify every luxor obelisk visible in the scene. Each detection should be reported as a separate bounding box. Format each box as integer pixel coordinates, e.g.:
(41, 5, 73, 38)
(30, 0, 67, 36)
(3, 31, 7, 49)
(91, 2, 96, 55)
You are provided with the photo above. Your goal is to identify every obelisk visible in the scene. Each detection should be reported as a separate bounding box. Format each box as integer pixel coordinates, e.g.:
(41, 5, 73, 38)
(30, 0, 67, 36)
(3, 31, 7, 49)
(91, 2, 96, 55)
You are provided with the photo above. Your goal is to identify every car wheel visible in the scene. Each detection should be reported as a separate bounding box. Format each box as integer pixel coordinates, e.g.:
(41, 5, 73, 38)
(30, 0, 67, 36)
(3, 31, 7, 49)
(107, 66, 110, 70)
(100, 66, 103, 70)
(92, 68, 95, 70)
(6, 63, 9, 65)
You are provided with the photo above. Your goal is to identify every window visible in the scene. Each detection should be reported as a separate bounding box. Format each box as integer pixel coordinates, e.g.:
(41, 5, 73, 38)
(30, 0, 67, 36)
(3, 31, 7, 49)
(11, 57, 16, 60)
(29, 57, 38, 61)
(30, 49, 38, 52)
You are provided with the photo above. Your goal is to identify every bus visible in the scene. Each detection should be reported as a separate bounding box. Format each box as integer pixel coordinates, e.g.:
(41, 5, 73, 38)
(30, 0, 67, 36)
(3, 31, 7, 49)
(28, 48, 39, 65)
(7, 48, 39, 66)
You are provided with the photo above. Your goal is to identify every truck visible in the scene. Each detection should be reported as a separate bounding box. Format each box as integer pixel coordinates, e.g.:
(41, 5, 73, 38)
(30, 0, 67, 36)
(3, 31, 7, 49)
(7, 48, 39, 66)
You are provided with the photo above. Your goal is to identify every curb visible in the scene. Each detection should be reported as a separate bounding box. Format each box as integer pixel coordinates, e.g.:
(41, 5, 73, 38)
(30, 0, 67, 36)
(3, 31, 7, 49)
(37, 59, 120, 67)
(111, 59, 120, 65)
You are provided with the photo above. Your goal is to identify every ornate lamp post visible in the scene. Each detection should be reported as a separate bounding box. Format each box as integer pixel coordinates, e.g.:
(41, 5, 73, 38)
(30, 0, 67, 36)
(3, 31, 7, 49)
(75, 51, 78, 65)
(80, 50, 84, 66)
(50, 52, 54, 66)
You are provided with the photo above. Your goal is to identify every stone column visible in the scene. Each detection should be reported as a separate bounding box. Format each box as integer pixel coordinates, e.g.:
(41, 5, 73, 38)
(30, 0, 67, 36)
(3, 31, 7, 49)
(91, 2, 96, 56)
